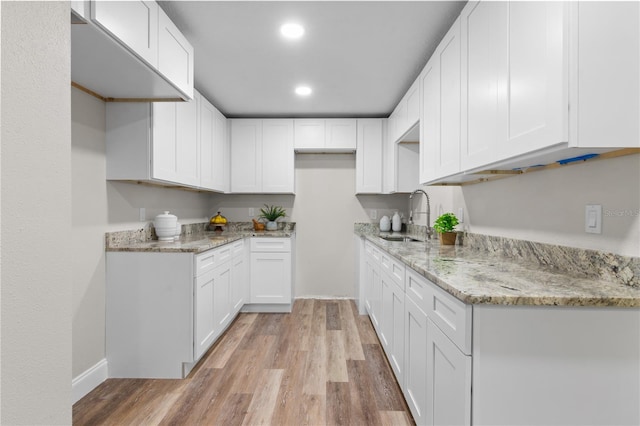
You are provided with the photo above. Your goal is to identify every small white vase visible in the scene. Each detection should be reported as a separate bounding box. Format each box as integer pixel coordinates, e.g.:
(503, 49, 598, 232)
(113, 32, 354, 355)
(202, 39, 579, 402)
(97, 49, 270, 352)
(266, 221, 277, 231)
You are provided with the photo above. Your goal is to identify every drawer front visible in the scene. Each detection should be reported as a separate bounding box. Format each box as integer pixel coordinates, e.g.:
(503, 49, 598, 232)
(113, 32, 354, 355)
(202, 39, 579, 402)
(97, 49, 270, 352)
(381, 252, 405, 289)
(427, 283, 472, 355)
(405, 268, 429, 313)
(195, 245, 232, 276)
(250, 237, 291, 252)
(231, 239, 244, 257)
(364, 240, 374, 255)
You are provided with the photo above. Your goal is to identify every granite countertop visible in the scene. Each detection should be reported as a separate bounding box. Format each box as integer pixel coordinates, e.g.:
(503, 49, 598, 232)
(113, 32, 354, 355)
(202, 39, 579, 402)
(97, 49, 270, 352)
(106, 222, 295, 254)
(356, 229, 640, 308)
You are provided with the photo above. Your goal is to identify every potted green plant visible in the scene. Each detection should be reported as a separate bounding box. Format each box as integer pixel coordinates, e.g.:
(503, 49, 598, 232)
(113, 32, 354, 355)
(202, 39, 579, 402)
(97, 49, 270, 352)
(433, 212, 459, 245)
(259, 204, 286, 231)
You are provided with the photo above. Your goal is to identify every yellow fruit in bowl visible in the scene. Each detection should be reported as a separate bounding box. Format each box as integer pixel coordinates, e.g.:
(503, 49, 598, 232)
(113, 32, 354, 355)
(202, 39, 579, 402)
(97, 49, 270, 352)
(210, 212, 227, 225)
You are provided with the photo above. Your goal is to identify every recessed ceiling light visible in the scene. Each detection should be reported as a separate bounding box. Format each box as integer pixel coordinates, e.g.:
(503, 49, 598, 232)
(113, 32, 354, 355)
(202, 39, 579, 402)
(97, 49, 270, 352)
(280, 23, 305, 39)
(295, 86, 312, 96)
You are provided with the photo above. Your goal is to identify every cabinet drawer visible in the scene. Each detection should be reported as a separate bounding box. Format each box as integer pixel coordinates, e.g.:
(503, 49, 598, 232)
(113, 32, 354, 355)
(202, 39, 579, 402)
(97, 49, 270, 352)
(231, 239, 244, 257)
(427, 283, 472, 355)
(250, 238, 291, 252)
(364, 240, 381, 261)
(195, 245, 232, 276)
(405, 267, 429, 313)
(381, 252, 405, 289)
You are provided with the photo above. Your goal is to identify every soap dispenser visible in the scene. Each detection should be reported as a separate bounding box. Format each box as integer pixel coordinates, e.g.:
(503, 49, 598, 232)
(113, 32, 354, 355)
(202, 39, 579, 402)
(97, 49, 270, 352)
(392, 211, 402, 232)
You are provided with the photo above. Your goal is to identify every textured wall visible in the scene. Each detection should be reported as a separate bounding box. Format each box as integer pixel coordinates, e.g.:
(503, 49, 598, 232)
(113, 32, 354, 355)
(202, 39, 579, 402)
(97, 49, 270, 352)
(1, 2, 72, 423)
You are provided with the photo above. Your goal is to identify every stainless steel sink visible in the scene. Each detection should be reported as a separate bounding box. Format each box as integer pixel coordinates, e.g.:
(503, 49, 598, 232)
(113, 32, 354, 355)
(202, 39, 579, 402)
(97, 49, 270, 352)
(380, 235, 420, 242)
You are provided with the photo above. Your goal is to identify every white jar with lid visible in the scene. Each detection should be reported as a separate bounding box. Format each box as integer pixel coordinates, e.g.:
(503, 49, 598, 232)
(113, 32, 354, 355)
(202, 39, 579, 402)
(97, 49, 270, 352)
(379, 215, 391, 232)
(154, 211, 178, 241)
(392, 211, 402, 232)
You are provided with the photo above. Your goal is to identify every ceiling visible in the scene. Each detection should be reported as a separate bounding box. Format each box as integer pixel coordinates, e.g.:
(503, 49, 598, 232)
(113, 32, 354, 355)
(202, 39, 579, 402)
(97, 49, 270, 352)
(158, 1, 466, 118)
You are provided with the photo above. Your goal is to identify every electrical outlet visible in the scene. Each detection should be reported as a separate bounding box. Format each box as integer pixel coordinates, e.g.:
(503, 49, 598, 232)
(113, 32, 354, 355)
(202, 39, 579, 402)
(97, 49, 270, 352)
(139, 207, 146, 221)
(457, 207, 464, 223)
(249, 207, 254, 217)
(370, 209, 378, 220)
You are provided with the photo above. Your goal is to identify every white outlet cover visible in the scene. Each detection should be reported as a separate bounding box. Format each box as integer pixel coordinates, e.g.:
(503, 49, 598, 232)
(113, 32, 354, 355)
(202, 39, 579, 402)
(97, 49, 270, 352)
(585, 204, 602, 234)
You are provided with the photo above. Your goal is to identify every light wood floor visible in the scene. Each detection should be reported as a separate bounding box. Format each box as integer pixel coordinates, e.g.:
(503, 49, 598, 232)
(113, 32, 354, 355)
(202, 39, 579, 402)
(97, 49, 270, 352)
(73, 299, 414, 425)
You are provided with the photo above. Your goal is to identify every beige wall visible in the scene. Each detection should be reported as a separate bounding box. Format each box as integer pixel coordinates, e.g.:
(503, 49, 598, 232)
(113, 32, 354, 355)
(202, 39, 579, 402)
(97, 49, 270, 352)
(1, 2, 72, 423)
(461, 154, 640, 257)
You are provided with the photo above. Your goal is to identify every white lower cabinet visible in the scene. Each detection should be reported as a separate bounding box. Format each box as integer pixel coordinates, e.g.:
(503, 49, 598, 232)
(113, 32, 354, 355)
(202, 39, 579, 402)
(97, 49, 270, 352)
(247, 238, 293, 312)
(361, 239, 472, 425)
(426, 318, 471, 426)
(107, 239, 248, 379)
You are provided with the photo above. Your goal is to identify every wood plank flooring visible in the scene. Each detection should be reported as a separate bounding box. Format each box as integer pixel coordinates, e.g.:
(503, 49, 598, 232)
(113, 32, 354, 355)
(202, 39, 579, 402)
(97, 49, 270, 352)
(73, 299, 414, 426)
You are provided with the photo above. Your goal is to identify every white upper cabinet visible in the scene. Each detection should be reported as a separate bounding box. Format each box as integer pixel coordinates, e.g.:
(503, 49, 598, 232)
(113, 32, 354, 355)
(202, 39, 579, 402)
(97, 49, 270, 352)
(326, 119, 357, 150)
(460, 0, 567, 171)
(392, 79, 420, 143)
(420, 18, 462, 184)
(230, 119, 295, 193)
(356, 119, 384, 194)
(72, 0, 194, 100)
(569, 1, 639, 149)
(262, 120, 295, 193)
(153, 100, 199, 187)
(106, 90, 223, 190)
(158, 7, 194, 100)
(294, 119, 356, 152)
(420, 0, 639, 184)
(199, 93, 227, 192)
(92, 0, 159, 68)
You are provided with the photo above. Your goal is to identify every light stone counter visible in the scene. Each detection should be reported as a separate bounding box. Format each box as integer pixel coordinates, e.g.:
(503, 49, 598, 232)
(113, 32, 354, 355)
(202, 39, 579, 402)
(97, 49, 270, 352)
(106, 222, 295, 254)
(355, 225, 640, 307)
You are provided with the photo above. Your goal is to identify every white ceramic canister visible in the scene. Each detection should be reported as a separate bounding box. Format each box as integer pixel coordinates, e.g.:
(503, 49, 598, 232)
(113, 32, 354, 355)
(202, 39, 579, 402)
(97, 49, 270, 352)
(392, 211, 402, 232)
(379, 215, 391, 232)
(154, 211, 178, 241)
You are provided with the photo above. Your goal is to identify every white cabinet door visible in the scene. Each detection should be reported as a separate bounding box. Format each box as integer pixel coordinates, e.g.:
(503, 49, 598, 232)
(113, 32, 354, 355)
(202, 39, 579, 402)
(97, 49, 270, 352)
(570, 1, 640, 149)
(213, 261, 232, 333)
(152, 102, 179, 183)
(460, 1, 509, 171)
(294, 119, 325, 149)
(420, 53, 440, 184)
(176, 98, 199, 187)
(404, 295, 428, 425)
(91, 0, 159, 68)
(199, 93, 227, 192)
(231, 250, 246, 315)
(151, 100, 198, 187)
(250, 251, 292, 304)
(420, 18, 461, 184)
(503, 1, 567, 158)
(157, 7, 194, 100)
(461, 1, 567, 170)
(356, 119, 383, 193)
(262, 119, 294, 193)
(381, 274, 405, 387)
(199, 92, 216, 190)
(230, 120, 262, 193)
(215, 108, 229, 193)
(406, 80, 420, 130)
(426, 319, 472, 426)
(326, 119, 357, 150)
(195, 269, 215, 360)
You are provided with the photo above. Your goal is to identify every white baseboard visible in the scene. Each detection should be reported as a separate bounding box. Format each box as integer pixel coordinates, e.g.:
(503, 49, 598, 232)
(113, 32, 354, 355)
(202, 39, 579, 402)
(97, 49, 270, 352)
(72, 358, 108, 404)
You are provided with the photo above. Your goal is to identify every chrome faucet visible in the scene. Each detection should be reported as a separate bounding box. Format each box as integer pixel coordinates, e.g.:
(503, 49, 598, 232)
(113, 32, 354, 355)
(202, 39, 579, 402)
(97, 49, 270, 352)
(409, 189, 432, 239)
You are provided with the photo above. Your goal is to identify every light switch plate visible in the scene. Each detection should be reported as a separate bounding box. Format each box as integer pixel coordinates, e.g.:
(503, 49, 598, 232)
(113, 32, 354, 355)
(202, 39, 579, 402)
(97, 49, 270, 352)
(585, 204, 602, 234)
